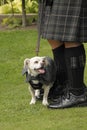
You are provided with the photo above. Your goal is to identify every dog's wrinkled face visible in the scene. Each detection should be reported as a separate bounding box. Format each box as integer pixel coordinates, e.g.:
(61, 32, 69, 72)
(23, 56, 48, 76)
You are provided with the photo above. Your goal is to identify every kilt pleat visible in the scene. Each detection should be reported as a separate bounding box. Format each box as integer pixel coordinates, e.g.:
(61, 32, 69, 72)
(39, 0, 87, 43)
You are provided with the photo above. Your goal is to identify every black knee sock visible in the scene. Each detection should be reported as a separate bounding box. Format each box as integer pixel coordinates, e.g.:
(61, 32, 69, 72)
(65, 44, 86, 95)
(52, 44, 67, 85)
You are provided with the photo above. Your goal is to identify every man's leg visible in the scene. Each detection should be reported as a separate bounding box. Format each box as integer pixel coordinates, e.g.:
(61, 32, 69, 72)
(48, 40, 67, 98)
(64, 42, 86, 96)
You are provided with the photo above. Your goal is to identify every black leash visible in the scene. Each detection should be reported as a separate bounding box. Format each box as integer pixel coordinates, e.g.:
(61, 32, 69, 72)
(36, 0, 53, 56)
(36, 0, 44, 56)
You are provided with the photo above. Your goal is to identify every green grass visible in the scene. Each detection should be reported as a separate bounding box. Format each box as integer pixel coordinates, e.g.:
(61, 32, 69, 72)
(0, 29, 87, 130)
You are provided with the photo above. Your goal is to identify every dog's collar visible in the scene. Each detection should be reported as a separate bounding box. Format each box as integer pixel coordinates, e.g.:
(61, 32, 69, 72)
(25, 72, 42, 82)
(25, 72, 46, 82)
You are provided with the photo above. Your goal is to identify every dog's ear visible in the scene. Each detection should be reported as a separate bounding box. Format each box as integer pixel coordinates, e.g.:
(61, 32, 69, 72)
(22, 58, 30, 75)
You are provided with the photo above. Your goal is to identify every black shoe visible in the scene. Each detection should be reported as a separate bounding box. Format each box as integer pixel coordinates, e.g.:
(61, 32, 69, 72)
(51, 83, 87, 103)
(48, 93, 87, 109)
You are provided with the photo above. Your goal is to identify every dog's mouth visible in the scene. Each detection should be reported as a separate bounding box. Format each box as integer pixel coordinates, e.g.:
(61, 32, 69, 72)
(35, 67, 46, 74)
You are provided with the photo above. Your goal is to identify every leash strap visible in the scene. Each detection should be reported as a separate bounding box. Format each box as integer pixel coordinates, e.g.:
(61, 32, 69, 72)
(36, 1, 44, 56)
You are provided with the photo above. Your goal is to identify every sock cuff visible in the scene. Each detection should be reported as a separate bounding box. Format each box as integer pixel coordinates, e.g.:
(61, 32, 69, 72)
(65, 44, 85, 57)
(52, 44, 64, 54)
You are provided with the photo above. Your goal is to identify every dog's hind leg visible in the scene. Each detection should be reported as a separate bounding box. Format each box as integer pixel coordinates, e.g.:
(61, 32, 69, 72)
(28, 86, 36, 105)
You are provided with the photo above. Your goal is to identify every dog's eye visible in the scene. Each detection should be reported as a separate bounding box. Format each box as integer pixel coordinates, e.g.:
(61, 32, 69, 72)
(34, 61, 38, 64)
(42, 60, 45, 63)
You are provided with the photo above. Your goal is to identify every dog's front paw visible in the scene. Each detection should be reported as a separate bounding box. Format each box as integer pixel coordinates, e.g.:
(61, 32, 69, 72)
(30, 99, 36, 105)
(42, 100, 49, 106)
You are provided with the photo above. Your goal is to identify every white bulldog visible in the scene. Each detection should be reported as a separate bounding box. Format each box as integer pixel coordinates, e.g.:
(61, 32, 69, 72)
(22, 56, 56, 106)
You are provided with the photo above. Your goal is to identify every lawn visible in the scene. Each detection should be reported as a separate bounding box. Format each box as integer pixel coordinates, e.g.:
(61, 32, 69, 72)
(0, 28, 87, 130)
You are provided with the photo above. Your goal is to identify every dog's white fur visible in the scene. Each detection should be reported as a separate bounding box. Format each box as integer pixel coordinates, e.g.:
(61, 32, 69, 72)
(23, 56, 54, 106)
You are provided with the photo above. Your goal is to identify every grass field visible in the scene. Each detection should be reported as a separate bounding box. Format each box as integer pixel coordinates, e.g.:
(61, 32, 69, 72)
(0, 28, 87, 130)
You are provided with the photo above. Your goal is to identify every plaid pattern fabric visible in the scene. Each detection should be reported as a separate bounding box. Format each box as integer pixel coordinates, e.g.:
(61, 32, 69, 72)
(39, 0, 87, 43)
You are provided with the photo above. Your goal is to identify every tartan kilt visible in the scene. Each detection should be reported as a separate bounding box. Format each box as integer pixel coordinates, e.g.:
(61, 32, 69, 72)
(39, 0, 87, 43)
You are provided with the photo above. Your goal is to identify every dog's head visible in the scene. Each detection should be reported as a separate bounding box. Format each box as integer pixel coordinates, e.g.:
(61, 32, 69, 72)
(22, 56, 49, 76)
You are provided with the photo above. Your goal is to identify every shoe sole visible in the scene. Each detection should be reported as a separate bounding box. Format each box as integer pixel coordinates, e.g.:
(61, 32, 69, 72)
(47, 100, 87, 109)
